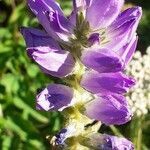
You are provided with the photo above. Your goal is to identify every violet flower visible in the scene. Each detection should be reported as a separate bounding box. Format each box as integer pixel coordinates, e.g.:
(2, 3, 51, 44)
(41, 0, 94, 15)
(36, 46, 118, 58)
(21, 27, 75, 77)
(85, 94, 132, 125)
(82, 133, 134, 150)
(36, 84, 74, 111)
(21, 0, 142, 149)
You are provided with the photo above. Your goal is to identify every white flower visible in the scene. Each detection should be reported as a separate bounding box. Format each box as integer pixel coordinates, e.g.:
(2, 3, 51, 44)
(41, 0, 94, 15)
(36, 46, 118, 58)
(126, 48, 150, 116)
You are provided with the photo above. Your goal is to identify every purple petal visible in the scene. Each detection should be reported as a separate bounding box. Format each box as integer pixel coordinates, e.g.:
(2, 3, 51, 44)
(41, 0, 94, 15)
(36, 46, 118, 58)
(104, 6, 142, 52)
(80, 71, 135, 95)
(21, 27, 75, 77)
(27, 46, 75, 78)
(55, 128, 68, 145)
(81, 48, 124, 73)
(73, 0, 87, 10)
(28, 0, 72, 41)
(68, 11, 76, 26)
(86, 133, 134, 150)
(69, 0, 93, 26)
(111, 6, 142, 31)
(100, 134, 134, 150)
(36, 84, 73, 111)
(88, 33, 100, 46)
(54, 124, 76, 145)
(73, 0, 92, 10)
(69, 0, 87, 26)
(118, 35, 138, 66)
(20, 27, 60, 49)
(85, 94, 132, 125)
(86, 0, 124, 30)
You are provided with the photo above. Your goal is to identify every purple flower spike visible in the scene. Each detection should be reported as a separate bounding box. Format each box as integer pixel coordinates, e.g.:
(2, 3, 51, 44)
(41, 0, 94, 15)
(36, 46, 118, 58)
(81, 48, 124, 73)
(88, 133, 134, 150)
(105, 6, 142, 52)
(85, 94, 132, 125)
(36, 84, 73, 111)
(81, 71, 135, 95)
(21, 1, 142, 148)
(21, 27, 75, 78)
(28, 0, 73, 41)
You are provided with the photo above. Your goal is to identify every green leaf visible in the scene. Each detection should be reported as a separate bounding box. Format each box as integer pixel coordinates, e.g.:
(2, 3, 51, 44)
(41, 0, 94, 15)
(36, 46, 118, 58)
(27, 64, 39, 78)
(1, 135, 12, 150)
(13, 97, 48, 123)
(1, 74, 19, 94)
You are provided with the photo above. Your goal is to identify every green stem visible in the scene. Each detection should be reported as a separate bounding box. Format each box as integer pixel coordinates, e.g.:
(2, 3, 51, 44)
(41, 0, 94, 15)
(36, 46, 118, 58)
(137, 128, 142, 150)
(110, 125, 123, 137)
(136, 116, 144, 150)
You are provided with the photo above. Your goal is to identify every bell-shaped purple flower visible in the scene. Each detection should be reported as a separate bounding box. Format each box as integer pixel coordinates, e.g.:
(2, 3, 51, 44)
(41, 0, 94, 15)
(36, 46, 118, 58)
(21, 27, 75, 77)
(81, 71, 135, 95)
(85, 94, 132, 125)
(36, 84, 73, 111)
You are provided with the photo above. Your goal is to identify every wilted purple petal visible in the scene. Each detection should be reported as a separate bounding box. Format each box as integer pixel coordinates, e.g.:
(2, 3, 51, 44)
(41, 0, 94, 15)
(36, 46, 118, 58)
(81, 71, 135, 95)
(86, 0, 124, 30)
(85, 94, 132, 125)
(36, 84, 73, 111)
(104, 6, 142, 52)
(28, 0, 72, 41)
(27, 46, 75, 77)
(85, 133, 134, 150)
(81, 48, 124, 73)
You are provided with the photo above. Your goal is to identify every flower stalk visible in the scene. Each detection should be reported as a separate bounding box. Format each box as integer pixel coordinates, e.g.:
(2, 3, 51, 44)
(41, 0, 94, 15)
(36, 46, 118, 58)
(21, 0, 142, 149)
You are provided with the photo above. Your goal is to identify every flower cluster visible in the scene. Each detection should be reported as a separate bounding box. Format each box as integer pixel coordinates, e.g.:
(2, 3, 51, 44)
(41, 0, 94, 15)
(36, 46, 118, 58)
(21, 0, 142, 149)
(127, 48, 150, 116)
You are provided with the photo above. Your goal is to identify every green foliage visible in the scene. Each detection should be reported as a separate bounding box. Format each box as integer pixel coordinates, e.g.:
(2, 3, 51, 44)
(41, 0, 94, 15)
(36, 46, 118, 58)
(0, 0, 66, 149)
(0, 0, 150, 149)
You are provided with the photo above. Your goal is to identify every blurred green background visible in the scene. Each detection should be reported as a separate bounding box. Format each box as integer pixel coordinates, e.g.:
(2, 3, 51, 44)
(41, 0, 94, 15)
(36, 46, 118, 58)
(0, 0, 150, 150)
